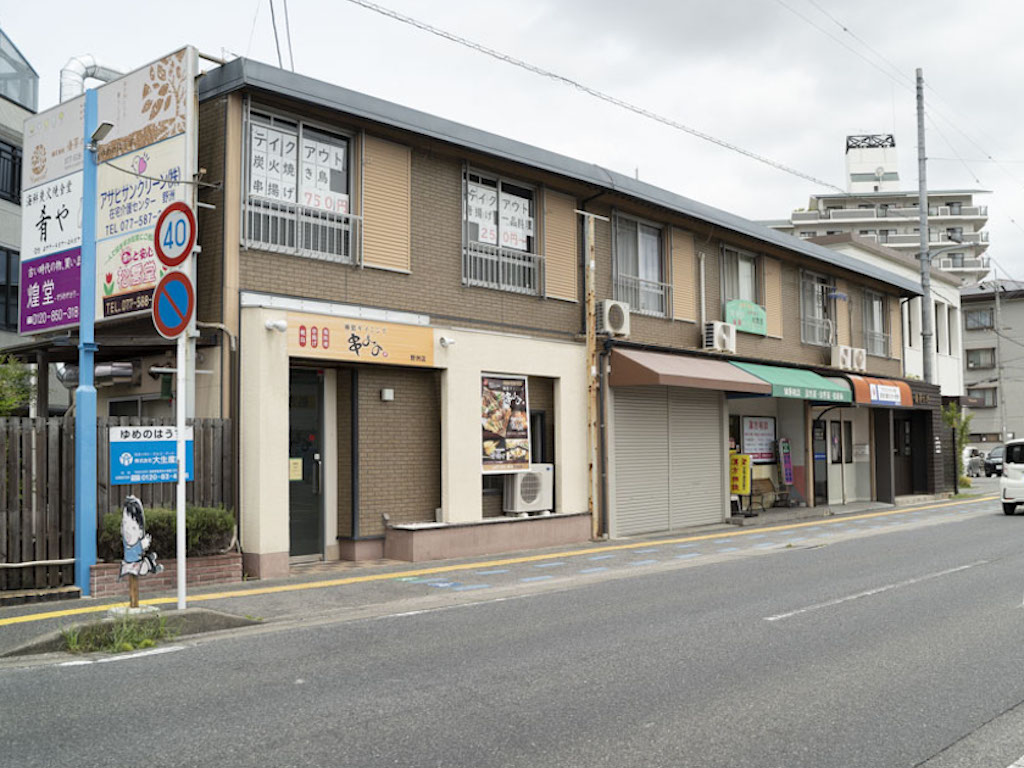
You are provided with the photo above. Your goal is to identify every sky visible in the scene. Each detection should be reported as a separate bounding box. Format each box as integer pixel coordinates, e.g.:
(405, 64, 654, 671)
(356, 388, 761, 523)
(4, 0, 1023, 276)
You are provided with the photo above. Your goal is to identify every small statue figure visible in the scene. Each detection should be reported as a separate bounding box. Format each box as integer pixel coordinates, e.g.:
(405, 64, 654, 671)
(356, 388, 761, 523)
(119, 495, 164, 579)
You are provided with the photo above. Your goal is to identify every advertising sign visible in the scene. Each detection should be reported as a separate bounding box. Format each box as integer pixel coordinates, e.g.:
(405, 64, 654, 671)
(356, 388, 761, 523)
(868, 381, 902, 406)
(467, 182, 497, 244)
(20, 248, 82, 333)
(22, 95, 85, 188)
(778, 437, 794, 486)
(730, 453, 752, 496)
(249, 122, 298, 203)
(21, 175, 82, 261)
(742, 416, 776, 464)
(300, 134, 348, 213)
(498, 191, 533, 251)
(481, 374, 530, 473)
(109, 426, 194, 485)
(725, 299, 767, 335)
(285, 312, 434, 367)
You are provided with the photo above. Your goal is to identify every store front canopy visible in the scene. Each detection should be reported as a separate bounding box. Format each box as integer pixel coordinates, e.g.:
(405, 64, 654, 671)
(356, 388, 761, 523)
(844, 374, 912, 407)
(609, 349, 771, 394)
(731, 362, 852, 403)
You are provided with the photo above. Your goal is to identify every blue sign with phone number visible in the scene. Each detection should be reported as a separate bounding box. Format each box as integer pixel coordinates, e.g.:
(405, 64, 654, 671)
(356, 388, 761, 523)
(109, 427, 194, 485)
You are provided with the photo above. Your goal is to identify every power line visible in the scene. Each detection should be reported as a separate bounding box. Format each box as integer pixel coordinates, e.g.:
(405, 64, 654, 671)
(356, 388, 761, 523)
(283, 0, 295, 72)
(341, 0, 847, 193)
(246, 0, 262, 59)
(269, 0, 284, 69)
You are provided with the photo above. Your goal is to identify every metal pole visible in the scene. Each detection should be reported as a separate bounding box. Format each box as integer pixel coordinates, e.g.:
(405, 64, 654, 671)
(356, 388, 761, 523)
(74, 88, 99, 596)
(176, 334, 186, 610)
(993, 279, 1008, 441)
(952, 427, 958, 494)
(916, 68, 935, 385)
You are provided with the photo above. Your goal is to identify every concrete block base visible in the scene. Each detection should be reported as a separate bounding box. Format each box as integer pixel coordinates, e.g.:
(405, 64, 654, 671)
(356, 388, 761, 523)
(241, 551, 289, 580)
(337, 538, 385, 561)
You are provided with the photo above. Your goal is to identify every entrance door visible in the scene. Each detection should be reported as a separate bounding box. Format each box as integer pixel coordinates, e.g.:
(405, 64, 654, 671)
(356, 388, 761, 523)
(289, 369, 323, 557)
(812, 419, 828, 506)
(893, 416, 914, 496)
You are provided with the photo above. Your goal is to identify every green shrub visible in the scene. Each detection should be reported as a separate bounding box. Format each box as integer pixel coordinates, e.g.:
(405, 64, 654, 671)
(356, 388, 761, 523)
(62, 615, 177, 654)
(98, 505, 234, 562)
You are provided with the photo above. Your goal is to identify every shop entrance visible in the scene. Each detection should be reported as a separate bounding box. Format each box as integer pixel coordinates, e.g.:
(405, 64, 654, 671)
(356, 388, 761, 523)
(812, 419, 828, 506)
(893, 415, 915, 496)
(289, 368, 324, 558)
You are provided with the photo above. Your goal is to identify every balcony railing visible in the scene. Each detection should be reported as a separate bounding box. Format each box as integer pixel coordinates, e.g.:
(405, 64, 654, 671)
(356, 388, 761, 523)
(790, 205, 988, 223)
(937, 256, 991, 273)
(801, 316, 833, 346)
(463, 241, 543, 295)
(865, 329, 889, 358)
(245, 196, 361, 264)
(615, 274, 670, 317)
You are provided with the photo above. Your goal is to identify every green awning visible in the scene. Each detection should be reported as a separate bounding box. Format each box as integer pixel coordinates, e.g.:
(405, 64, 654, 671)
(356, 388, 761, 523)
(730, 362, 852, 403)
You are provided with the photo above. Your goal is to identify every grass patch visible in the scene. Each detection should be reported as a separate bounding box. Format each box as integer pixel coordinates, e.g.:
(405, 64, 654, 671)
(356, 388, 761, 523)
(61, 614, 177, 654)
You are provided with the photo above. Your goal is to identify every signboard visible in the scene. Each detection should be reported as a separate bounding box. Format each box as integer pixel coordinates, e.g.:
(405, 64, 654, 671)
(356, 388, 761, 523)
(109, 426, 194, 485)
(154, 201, 196, 267)
(730, 453, 752, 496)
(725, 299, 767, 336)
(23, 95, 86, 188)
(467, 182, 497, 244)
(868, 381, 902, 406)
(778, 437, 794, 485)
(152, 271, 195, 339)
(249, 122, 298, 203)
(286, 312, 434, 367)
(742, 416, 776, 464)
(19, 248, 82, 333)
(300, 133, 348, 213)
(498, 191, 533, 251)
(481, 374, 530, 473)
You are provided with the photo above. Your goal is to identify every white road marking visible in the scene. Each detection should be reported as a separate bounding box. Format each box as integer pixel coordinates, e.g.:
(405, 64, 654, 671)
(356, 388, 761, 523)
(58, 645, 185, 667)
(763, 561, 988, 622)
(1006, 753, 1024, 767)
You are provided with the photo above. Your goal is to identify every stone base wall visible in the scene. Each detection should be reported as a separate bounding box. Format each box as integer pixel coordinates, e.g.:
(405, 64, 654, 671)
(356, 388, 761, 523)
(90, 553, 242, 598)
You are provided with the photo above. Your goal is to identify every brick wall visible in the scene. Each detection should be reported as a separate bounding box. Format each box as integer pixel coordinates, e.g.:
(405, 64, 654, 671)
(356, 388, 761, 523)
(90, 553, 242, 598)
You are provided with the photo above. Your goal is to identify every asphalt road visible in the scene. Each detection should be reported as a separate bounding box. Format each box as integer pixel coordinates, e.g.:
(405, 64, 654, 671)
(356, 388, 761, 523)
(5, 491, 1024, 767)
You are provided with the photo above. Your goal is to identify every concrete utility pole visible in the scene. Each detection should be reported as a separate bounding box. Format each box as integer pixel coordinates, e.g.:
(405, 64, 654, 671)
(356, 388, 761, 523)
(916, 67, 936, 385)
(580, 211, 600, 539)
(992, 279, 1008, 441)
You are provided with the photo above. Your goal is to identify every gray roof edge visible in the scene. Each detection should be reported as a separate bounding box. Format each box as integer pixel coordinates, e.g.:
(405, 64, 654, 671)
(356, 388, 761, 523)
(199, 59, 921, 296)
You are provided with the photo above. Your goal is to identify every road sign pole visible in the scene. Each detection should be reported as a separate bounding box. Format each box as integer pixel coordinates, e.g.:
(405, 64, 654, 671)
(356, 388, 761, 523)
(176, 333, 186, 610)
(74, 88, 99, 596)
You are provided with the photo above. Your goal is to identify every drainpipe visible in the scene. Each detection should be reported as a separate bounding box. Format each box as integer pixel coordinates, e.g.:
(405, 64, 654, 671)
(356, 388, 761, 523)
(60, 55, 123, 101)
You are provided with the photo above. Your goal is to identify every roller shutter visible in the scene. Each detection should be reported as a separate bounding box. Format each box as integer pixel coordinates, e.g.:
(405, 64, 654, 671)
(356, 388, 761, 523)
(612, 386, 724, 537)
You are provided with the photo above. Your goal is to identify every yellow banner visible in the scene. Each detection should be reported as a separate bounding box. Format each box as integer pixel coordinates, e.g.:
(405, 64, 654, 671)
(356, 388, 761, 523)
(286, 312, 434, 367)
(730, 453, 752, 496)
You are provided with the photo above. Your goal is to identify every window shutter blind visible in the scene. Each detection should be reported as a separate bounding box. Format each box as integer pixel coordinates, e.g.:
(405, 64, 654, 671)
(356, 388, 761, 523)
(363, 136, 411, 272)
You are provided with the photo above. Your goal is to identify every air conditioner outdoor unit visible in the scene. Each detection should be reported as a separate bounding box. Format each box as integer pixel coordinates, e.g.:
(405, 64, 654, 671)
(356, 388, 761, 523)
(851, 347, 868, 372)
(597, 300, 630, 337)
(831, 344, 853, 370)
(504, 463, 555, 515)
(703, 321, 737, 354)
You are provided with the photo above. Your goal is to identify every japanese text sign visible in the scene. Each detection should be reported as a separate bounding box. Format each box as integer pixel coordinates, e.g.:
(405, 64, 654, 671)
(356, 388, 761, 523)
(109, 426, 194, 485)
(285, 312, 434, 367)
(481, 374, 531, 473)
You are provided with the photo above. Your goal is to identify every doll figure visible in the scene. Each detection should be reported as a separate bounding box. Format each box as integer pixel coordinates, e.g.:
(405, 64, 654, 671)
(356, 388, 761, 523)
(119, 495, 164, 578)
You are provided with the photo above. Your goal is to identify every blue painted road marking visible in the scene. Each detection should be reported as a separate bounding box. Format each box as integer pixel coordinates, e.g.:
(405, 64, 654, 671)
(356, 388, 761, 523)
(521, 575, 553, 583)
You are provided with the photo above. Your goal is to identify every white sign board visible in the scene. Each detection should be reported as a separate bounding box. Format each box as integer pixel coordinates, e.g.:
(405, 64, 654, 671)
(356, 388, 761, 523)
(300, 135, 348, 213)
(467, 182, 497, 245)
(20, 174, 82, 260)
(742, 416, 777, 464)
(249, 123, 298, 204)
(499, 190, 533, 251)
(22, 96, 86, 188)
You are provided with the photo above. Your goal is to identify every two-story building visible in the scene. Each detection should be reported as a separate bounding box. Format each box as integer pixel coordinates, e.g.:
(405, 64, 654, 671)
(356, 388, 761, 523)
(15, 56, 954, 578)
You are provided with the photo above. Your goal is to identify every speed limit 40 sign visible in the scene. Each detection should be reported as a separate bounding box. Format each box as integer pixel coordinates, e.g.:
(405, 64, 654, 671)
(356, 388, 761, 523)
(154, 202, 196, 268)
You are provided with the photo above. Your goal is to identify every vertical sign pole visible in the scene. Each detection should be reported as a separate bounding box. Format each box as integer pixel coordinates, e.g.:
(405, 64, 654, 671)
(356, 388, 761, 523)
(74, 88, 99, 596)
(176, 333, 186, 610)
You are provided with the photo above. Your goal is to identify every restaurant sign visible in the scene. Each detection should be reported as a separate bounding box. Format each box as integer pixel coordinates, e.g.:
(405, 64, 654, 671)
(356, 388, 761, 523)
(481, 374, 531, 473)
(725, 299, 767, 335)
(285, 312, 434, 367)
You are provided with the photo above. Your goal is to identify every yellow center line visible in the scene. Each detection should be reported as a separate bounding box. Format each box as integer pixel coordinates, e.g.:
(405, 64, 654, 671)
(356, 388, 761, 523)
(0, 494, 998, 628)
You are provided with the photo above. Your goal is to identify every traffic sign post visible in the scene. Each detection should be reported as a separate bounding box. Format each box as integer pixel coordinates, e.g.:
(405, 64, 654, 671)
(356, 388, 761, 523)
(153, 202, 197, 611)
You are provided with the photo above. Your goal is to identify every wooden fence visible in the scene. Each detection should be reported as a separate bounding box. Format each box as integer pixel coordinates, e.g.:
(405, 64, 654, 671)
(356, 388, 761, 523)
(0, 417, 233, 591)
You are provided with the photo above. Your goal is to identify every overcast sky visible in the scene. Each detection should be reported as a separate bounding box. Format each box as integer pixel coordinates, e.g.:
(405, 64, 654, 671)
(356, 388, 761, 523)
(4, 1, 1023, 276)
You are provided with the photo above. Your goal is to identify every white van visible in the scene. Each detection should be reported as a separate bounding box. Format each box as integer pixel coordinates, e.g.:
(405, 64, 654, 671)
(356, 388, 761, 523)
(999, 440, 1024, 515)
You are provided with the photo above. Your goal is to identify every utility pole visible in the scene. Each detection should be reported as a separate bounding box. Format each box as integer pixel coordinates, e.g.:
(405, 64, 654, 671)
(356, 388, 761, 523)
(993, 278, 1008, 441)
(916, 67, 936, 385)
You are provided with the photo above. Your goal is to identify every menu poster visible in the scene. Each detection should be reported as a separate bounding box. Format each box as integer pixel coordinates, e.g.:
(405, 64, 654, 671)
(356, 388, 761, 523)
(481, 374, 530, 473)
(742, 415, 776, 464)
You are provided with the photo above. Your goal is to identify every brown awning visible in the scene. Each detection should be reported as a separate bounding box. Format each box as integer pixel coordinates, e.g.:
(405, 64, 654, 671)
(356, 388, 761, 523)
(846, 374, 913, 407)
(609, 348, 771, 394)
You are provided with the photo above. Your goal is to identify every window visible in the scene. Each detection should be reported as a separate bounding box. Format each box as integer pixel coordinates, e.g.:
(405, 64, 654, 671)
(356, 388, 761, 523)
(949, 201, 962, 215)
(0, 140, 21, 205)
(0, 247, 18, 331)
(878, 229, 894, 243)
(800, 271, 834, 346)
(843, 421, 853, 465)
(967, 388, 997, 408)
(722, 247, 759, 304)
(613, 214, 666, 316)
(966, 348, 995, 370)
(863, 291, 888, 357)
(244, 109, 356, 263)
(463, 170, 539, 295)
(798, 231, 817, 238)
(964, 308, 994, 330)
(946, 227, 963, 242)
(947, 253, 965, 268)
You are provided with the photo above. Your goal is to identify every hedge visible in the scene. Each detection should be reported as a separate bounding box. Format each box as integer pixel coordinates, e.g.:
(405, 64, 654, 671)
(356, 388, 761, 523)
(98, 506, 235, 562)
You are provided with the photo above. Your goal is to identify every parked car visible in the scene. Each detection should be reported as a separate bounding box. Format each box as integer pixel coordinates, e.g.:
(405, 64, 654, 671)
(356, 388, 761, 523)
(1000, 441, 1024, 514)
(986, 445, 1005, 477)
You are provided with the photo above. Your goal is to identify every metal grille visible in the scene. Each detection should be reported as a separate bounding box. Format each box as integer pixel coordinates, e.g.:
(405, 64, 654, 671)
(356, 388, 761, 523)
(614, 274, 669, 317)
(519, 472, 541, 504)
(245, 197, 362, 264)
(801, 317, 833, 346)
(463, 241, 542, 295)
(865, 330, 889, 357)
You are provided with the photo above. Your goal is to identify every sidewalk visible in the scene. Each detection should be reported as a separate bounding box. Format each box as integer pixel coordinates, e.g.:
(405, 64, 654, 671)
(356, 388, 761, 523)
(0, 490, 996, 659)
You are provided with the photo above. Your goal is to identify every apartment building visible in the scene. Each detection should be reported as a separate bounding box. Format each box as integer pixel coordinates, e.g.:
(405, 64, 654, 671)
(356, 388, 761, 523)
(764, 134, 991, 283)
(961, 280, 1024, 446)
(15, 56, 954, 577)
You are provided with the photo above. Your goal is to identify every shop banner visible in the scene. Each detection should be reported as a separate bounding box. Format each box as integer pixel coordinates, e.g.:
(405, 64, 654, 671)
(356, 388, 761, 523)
(481, 374, 530, 473)
(778, 437, 794, 485)
(742, 416, 776, 464)
(730, 453, 752, 496)
(868, 381, 902, 405)
(725, 299, 767, 336)
(286, 313, 434, 367)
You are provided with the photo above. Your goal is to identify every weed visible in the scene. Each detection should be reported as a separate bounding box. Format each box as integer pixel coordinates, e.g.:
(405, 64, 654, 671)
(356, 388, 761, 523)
(243, 614, 264, 623)
(60, 614, 177, 654)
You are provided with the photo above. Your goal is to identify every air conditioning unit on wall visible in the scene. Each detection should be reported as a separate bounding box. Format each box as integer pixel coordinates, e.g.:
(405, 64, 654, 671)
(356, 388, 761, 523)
(504, 464, 555, 516)
(831, 344, 853, 370)
(851, 347, 868, 372)
(597, 300, 630, 337)
(704, 321, 737, 354)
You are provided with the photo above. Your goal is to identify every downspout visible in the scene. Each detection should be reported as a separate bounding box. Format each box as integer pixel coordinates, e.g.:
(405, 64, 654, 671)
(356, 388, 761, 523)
(699, 253, 707, 329)
(60, 55, 123, 101)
